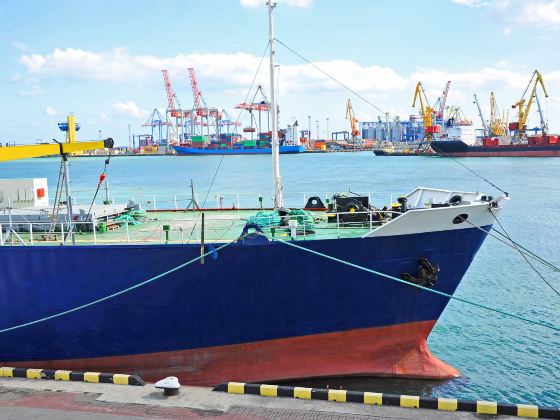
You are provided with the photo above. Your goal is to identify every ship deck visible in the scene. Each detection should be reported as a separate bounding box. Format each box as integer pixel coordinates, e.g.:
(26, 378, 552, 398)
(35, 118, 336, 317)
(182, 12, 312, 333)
(1, 209, 376, 246)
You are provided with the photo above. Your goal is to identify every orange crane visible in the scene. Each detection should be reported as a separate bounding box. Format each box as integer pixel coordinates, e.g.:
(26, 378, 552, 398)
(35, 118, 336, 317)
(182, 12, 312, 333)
(346, 99, 360, 143)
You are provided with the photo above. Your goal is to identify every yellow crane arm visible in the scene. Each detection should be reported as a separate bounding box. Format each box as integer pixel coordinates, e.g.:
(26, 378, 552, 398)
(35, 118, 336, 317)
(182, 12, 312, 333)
(0, 138, 114, 162)
(412, 82, 432, 127)
(523, 70, 548, 126)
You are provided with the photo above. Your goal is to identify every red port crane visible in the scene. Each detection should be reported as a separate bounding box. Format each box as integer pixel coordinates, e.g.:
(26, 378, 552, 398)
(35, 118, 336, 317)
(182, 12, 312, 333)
(188, 67, 207, 117)
(161, 70, 181, 118)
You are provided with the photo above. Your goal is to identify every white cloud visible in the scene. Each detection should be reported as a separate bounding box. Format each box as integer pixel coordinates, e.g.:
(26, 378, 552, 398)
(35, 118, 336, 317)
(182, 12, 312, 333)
(112, 101, 148, 118)
(20, 84, 42, 96)
(452, 0, 560, 30)
(19, 48, 407, 99)
(240, 0, 312, 7)
(518, 1, 560, 27)
(451, 0, 488, 7)
(44, 106, 57, 116)
(11, 41, 29, 51)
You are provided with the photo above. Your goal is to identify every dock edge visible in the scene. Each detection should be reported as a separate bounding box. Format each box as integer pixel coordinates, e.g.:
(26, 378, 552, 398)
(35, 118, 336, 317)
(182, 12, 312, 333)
(214, 382, 559, 419)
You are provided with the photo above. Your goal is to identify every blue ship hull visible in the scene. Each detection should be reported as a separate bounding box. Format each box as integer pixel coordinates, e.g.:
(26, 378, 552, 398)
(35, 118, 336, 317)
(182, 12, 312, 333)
(0, 225, 490, 385)
(173, 145, 306, 155)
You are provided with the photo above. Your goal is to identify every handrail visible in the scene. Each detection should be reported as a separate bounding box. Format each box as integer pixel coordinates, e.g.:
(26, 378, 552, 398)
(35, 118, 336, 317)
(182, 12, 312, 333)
(0, 208, 396, 247)
(47, 191, 399, 210)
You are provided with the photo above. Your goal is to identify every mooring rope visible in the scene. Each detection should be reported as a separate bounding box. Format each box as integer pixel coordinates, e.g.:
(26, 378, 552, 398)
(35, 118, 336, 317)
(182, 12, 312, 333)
(267, 236, 560, 333)
(459, 214, 560, 273)
(487, 211, 560, 297)
(0, 239, 239, 335)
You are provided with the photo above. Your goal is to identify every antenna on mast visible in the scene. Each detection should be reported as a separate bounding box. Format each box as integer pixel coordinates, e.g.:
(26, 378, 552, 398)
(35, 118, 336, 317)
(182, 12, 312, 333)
(268, 1, 283, 210)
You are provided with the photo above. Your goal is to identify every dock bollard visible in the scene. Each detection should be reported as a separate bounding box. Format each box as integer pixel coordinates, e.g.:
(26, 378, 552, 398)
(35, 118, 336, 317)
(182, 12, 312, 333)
(155, 376, 180, 396)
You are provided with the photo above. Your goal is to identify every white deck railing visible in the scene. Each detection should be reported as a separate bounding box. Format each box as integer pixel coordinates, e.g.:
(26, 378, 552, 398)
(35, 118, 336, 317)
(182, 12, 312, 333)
(49, 191, 399, 211)
(0, 209, 399, 247)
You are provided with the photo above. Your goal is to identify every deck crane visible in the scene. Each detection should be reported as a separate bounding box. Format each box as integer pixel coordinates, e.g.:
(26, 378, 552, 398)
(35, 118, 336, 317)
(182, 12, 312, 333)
(346, 98, 360, 143)
(412, 82, 440, 141)
(510, 69, 548, 138)
(0, 115, 113, 244)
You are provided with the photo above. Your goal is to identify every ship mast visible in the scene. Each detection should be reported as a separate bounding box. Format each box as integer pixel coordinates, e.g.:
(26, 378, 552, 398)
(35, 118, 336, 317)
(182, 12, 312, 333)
(268, 1, 283, 209)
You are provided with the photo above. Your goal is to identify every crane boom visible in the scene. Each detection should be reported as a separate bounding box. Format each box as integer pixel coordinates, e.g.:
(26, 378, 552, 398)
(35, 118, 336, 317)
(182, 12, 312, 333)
(473, 93, 488, 136)
(161, 70, 181, 118)
(345, 98, 359, 141)
(0, 115, 113, 162)
(439, 81, 451, 117)
(0, 139, 113, 162)
(512, 69, 548, 135)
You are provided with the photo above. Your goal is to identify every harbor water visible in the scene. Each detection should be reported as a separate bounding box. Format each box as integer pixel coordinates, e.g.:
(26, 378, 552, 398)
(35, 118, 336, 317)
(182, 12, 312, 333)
(0, 152, 558, 406)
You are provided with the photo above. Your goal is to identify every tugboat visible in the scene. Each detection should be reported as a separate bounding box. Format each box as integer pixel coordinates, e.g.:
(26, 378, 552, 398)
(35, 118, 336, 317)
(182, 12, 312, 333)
(0, 3, 508, 386)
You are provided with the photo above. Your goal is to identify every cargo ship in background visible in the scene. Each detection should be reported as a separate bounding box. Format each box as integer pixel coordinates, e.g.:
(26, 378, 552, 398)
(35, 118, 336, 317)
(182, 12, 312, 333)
(432, 70, 560, 157)
(173, 128, 305, 156)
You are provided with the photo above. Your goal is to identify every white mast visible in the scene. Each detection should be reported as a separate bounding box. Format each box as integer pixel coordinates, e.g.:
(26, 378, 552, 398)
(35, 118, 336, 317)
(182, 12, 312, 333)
(268, 1, 283, 209)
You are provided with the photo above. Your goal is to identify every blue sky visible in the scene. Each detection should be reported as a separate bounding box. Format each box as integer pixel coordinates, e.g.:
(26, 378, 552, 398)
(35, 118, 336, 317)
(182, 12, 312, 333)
(2, 0, 560, 145)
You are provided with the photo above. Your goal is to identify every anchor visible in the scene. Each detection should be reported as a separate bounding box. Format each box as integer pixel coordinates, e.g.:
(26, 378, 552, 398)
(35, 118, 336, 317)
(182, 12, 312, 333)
(401, 258, 440, 288)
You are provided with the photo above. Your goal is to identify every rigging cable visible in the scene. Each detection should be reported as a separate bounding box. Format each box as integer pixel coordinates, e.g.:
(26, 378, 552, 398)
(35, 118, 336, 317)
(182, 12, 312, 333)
(275, 38, 387, 116)
(0, 239, 241, 335)
(187, 42, 271, 243)
(488, 210, 560, 297)
(448, 156, 509, 196)
(460, 216, 560, 273)
(234, 41, 270, 127)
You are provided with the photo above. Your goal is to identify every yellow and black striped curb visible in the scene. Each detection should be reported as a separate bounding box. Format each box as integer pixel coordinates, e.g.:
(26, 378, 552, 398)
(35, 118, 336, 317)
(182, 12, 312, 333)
(213, 382, 560, 419)
(0, 367, 144, 386)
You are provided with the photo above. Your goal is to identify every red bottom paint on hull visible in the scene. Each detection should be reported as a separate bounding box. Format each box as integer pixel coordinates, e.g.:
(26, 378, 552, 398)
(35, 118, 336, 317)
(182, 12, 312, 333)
(7, 320, 458, 385)
(442, 150, 560, 157)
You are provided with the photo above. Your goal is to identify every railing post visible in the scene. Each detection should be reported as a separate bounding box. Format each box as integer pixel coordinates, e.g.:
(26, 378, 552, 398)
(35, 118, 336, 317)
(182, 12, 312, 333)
(236, 193, 240, 210)
(60, 222, 65, 245)
(92, 221, 97, 245)
(336, 213, 340, 239)
(303, 192, 307, 207)
(174, 195, 178, 210)
(125, 221, 130, 243)
(0, 224, 3, 246)
(369, 210, 373, 231)
(29, 223, 33, 246)
(153, 195, 157, 210)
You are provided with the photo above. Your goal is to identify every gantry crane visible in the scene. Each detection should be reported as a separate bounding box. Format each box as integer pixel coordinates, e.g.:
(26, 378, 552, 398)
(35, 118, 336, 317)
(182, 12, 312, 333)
(346, 98, 360, 143)
(511, 70, 548, 138)
(412, 82, 440, 141)
(236, 85, 270, 137)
